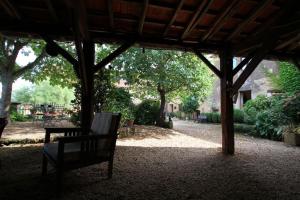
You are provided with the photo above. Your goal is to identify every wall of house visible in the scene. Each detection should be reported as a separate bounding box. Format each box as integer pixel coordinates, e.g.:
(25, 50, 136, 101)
(199, 59, 279, 112)
(165, 102, 180, 113)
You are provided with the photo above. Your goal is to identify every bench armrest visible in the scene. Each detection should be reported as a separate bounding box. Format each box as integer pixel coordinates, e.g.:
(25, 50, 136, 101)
(44, 127, 88, 143)
(57, 134, 114, 143)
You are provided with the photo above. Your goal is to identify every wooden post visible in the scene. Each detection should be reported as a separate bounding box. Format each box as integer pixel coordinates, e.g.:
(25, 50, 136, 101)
(220, 49, 234, 154)
(80, 40, 95, 130)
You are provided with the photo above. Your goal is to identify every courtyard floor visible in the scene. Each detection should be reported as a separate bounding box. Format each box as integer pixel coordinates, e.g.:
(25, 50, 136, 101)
(0, 120, 299, 200)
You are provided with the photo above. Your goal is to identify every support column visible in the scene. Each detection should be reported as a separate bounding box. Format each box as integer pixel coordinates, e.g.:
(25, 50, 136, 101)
(80, 40, 95, 130)
(220, 49, 234, 155)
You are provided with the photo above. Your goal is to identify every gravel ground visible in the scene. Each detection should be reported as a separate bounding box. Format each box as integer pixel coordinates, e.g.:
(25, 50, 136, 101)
(0, 120, 299, 200)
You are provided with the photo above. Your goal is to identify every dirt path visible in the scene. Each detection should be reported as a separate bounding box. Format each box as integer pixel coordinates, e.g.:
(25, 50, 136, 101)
(0, 120, 299, 200)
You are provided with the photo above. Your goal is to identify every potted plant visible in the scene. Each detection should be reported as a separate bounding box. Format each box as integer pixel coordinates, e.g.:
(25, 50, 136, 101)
(123, 107, 135, 127)
(284, 126, 300, 146)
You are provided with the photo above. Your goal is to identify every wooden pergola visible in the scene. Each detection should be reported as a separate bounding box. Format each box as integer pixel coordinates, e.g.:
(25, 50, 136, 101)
(0, 0, 299, 154)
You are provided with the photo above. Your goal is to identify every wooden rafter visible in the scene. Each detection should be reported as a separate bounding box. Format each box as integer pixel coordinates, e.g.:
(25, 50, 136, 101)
(181, 0, 208, 40)
(66, 0, 89, 40)
(43, 0, 59, 22)
(0, 0, 21, 19)
(235, 19, 300, 54)
(202, 0, 240, 41)
(94, 42, 135, 72)
(163, 0, 184, 36)
(233, 53, 254, 75)
(226, 0, 272, 41)
(138, 0, 148, 35)
(187, 0, 214, 38)
(275, 34, 300, 50)
(234, 0, 298, 54)
(194, 49, 222, 78)
(107, 0, 114, 30)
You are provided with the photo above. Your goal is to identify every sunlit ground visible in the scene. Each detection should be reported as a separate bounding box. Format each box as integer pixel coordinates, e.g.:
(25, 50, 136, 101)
(118, 129, 221, 148)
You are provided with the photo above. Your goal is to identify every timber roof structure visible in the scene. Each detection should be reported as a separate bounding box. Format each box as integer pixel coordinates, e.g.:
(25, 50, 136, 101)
(0, 0, 299, 60)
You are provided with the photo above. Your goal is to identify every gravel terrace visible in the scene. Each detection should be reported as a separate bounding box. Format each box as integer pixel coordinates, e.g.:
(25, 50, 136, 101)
(0, 119, 299, 200)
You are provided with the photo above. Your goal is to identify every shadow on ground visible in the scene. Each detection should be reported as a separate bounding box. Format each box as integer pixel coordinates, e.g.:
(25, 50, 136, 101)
(0, 143, 299, 200)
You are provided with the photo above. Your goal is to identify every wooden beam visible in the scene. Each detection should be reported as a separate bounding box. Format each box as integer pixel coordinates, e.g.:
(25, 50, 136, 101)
(233, 0, 299, 54)
(43, 0, 59, 22)
(107, 0, 114, 30)
(220, 49, 234, 155)
(181, 0, 208, 40)
(42, 36, 77, 66)
(138, 0, 148, 35)
(275, 34, 300, 50)
(0, 0, 21, 19)
(226, 0, 272, 41)
(187, 1, 214, 36)
(194, 49, 222, 78)
(202, 0, 240, 41)
(232, 55, 265, 95)
(233, 53, 254, 75)
(66, 0, 90, 40)
(94, 42, 134, 72)
(163, 0, 184, 36)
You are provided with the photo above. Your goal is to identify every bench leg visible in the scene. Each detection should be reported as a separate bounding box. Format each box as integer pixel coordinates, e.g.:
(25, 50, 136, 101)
(42, 155, 48, 176)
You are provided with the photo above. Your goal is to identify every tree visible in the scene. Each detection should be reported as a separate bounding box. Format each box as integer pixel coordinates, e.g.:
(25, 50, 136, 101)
(0, 36, 46, 118)
(0, 35, 77, 119)
(182, 95, 200, 114)
(13, 80, 75, 105)
(113, 48, 213, 126)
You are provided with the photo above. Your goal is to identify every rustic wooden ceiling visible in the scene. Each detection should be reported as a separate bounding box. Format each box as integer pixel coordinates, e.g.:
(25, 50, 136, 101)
(0, 0, 299, 60)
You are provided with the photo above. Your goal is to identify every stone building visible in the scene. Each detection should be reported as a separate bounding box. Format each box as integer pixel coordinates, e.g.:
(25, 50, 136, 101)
(199, 59, 279, 113)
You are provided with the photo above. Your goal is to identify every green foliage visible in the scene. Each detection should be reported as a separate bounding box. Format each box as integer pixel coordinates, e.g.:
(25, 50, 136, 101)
(243, 95, 271, 124)
(234, 109, 244, 123)
(211, 112, 221, 123)
(113, 48, 214, 113)
(135, 99, 160, 125)
(255, 109, 288, 141)
(10, 111, 27, 122)
(182, 95, 200, 114)
(202, 113, 213, 122)
(282, 93, 300, 123)
(234, 124, 255, 134)
(12, 80, 75, 105)
(103, 88, 135, 124)
(267, 62, 300, 94)
(242, 94, 295, 141)
(23, 41, 77, 88)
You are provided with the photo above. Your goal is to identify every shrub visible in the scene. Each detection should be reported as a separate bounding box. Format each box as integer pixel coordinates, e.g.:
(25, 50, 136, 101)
(243, 95, 271, 124)
(10, 111, 27, 122)
(255, 108, 288, 141)
(234, 109, 244, 123)
(104, 88, 135, 125)
(211, 112, 221, 123)
(202, 113, 213, 123)
(135, 99, 160, 125)
(282, 92, 300, 123)
(234, 124, 255, 134)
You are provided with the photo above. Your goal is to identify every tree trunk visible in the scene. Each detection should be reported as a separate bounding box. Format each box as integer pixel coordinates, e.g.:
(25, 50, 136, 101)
(0, 73, 13, 119)
(157, 90, 166, 127)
